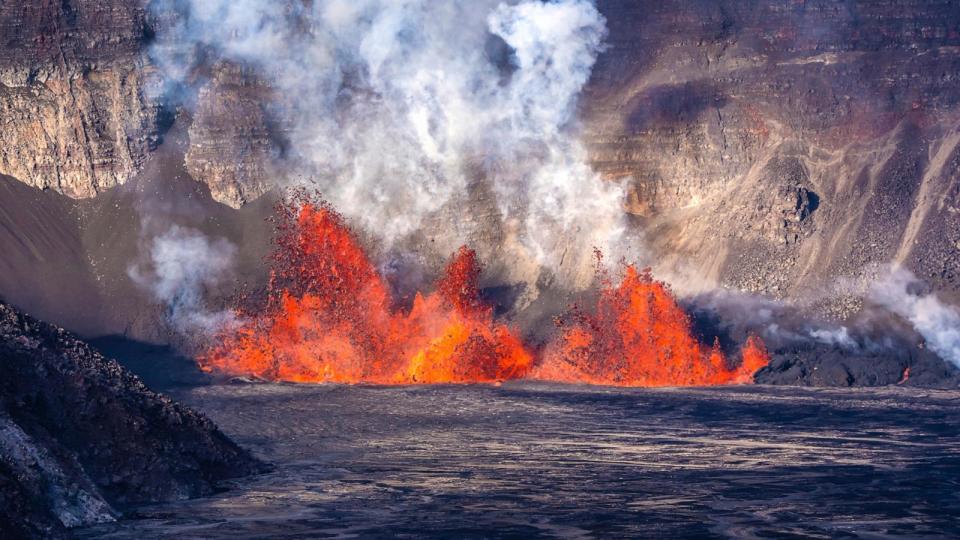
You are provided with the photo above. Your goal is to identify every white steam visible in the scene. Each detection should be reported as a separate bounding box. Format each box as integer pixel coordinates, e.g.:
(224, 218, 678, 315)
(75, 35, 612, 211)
(808, 326, 858, 349)
(871, 267, 960, 368)
(129, 226, 238, 334)
(152, 0, 626, 274)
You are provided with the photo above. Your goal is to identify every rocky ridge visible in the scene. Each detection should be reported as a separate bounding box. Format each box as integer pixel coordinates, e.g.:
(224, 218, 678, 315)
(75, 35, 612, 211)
(184, 62, 284, 208)
(0, 300, 265, 539)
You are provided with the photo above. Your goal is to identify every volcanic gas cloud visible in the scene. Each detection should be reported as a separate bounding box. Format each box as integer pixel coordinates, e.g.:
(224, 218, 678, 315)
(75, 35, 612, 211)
(202, 196, 769, 386)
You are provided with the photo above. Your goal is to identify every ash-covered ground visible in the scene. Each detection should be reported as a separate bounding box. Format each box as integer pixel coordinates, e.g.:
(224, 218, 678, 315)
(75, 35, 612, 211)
(76, 383, 960, 539)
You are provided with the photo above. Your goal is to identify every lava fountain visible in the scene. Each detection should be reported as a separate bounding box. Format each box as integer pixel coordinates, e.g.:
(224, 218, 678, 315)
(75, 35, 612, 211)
(534, 259, 770, 386)
(202, 195, 769, 386)
(200, 195, 533, 384)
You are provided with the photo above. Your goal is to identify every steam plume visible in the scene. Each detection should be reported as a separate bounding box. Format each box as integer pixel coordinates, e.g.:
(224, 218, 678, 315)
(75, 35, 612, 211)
(151, 0, 626, 277)
(129, 226, 238, 334)
(871, 267, 960, 368)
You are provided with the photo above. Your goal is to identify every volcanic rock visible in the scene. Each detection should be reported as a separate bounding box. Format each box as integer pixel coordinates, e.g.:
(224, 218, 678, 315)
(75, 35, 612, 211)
(0, 0, 163, 198)
(583, 0, 960, 310)
(0, 114, 275, 344)
(0, 301, 265, 539)
(756, 341, 960, 388)
(184, 62, 285, 208)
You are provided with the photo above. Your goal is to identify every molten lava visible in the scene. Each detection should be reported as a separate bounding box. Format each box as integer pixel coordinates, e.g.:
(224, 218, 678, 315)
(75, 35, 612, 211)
(533, 264, 770, 386)
(203, 195, 769, 387)
(201, 198, 533, 384)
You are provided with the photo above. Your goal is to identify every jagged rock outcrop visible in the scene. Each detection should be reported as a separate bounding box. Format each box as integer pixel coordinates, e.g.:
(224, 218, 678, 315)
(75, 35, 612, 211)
(185, 62, 283, 208)
(0, 2, 282, 208)
(0, 301, 265, 539)
(583, 0, 960, 312)
(0, 0, 164, 198)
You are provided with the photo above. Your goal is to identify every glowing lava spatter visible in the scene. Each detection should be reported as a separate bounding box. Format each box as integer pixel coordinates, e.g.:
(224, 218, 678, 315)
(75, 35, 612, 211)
(202, 195, 768, 386)
(533, 262, 770, 386)
(200, 196, 533, 384)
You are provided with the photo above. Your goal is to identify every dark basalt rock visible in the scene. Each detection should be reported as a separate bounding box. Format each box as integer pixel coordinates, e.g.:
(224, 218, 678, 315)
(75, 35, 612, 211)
(689, 295, 960, 388)
(756, 342, 960, 388)
(0, 301, 266, 539)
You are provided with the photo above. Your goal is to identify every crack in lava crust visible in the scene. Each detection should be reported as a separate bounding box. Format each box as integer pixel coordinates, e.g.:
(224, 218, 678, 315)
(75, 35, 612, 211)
(201, 195, 769, 386)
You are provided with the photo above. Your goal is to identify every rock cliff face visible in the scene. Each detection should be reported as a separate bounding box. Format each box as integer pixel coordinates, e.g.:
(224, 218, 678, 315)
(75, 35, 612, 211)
(0, 1, 283, 208)
(0, 1, 958, 351)
(185, 63, 283, 208)
(0, 66, 163, 198)
(0, 0, 164, 198)
(0, 301, 264, 539)
(583, 0, 960, 312)
(0, 119, 275, 344)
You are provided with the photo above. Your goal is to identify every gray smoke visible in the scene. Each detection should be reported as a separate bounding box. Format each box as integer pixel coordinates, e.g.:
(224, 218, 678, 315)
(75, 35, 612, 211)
(151, 0, 627, 279)
(129, 225, 238, 334)
(870, 267, 960, 368)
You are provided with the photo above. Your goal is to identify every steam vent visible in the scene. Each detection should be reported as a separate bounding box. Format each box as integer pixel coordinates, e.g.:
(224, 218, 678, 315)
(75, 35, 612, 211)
(2, 1, 959, 538)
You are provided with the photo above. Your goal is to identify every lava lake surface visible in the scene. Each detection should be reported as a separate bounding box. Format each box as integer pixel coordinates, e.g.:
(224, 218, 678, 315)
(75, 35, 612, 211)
(76, 383, 960, 539)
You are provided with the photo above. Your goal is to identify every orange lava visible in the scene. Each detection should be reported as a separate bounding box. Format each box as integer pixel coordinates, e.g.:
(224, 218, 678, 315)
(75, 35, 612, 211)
(202, 196, 769, 387)
(533, 263, 770, 386)
(200, 198, 533, 384)
(897, 366, 911, 385)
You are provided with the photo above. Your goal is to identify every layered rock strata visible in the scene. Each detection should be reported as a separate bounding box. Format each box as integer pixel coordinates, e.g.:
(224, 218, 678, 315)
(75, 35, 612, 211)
(0, 0, 163, 197)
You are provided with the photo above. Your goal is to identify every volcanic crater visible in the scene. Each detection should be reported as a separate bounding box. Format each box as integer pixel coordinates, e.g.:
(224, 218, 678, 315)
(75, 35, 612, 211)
(1, 0, 960, 538)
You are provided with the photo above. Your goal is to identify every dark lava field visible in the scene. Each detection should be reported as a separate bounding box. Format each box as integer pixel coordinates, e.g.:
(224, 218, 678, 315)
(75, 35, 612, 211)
(76, 384, 960, 539)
